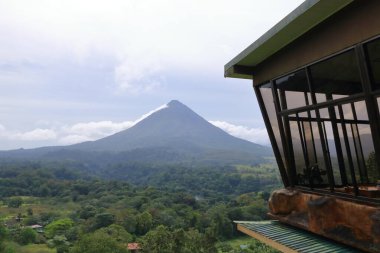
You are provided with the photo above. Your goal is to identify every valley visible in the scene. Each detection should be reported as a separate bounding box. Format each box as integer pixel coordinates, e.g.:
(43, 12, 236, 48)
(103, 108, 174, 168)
(0, 101, 278, 252)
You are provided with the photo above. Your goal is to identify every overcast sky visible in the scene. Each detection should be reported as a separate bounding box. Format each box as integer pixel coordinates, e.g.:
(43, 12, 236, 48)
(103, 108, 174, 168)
(0, 0, 304, 150)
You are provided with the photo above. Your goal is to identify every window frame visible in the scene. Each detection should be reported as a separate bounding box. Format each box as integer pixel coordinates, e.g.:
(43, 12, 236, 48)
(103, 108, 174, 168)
(254, 37, 380, 205)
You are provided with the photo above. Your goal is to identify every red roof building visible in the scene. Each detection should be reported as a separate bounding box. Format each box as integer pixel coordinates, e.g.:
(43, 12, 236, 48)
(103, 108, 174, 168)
(127, 243, 141, 253)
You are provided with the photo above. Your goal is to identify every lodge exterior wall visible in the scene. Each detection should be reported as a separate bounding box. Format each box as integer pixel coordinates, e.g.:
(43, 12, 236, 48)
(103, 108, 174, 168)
(269, 189, 380, 253)
(253, 0, 380, 85)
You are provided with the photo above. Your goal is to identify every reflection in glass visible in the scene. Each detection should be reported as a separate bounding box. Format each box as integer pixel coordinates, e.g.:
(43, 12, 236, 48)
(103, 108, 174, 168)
(275, 70, 310, 110)
(323, 121, 342, 185)
(342, 104, 353, 120)
(365, 38, 380, 90)
(310, 50, 363, 102)
(354, 101, 369, 121)
(290, 120, 305, 181)
(337, 123, 353, 184)
(288, 113, 328, 187)
(259, 83, 286, 166)
(356, 124, 377, 183)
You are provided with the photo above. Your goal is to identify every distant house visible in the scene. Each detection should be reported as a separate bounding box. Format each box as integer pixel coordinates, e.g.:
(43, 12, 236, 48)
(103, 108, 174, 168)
(127, 243, 141, 253)
(28, 224, 44, 233)
(225, 0, 380, 252)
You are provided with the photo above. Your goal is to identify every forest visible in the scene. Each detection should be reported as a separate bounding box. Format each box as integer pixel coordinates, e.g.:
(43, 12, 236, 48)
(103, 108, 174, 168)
(0, 161, 281, 253)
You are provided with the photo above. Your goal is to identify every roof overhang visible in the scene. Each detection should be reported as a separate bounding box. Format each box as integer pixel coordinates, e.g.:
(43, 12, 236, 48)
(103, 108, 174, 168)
(224, 0, 354, 80)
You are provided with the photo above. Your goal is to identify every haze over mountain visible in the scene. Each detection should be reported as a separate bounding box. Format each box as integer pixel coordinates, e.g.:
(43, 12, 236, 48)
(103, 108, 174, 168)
(0, 100, 272, 165)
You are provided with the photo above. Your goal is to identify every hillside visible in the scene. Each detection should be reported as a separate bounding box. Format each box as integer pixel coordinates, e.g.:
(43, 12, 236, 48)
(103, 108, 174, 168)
(0, 100, 272, 166)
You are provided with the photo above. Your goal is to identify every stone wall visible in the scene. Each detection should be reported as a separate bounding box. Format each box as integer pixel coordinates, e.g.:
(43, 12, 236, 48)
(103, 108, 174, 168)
(269, 189, 380, 253)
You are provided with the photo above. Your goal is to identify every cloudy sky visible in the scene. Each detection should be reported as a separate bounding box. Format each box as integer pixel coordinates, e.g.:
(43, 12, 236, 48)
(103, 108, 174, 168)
(0, 0, 304, 150)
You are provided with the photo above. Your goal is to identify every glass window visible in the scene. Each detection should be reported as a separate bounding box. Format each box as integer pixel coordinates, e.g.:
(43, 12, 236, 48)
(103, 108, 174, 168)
(335, 101, 377, 184)
(354, 101, 369, 121)
(365, 37, 380, 90)
(275, 70, 310, 110)
(310, 50, 363, 102)
(289, 120, 306, 183)
(323, 121, 342, 186)
(337, 123, 353, 184)
(288, 112, 328, 187)
(259, 83, 286, 167)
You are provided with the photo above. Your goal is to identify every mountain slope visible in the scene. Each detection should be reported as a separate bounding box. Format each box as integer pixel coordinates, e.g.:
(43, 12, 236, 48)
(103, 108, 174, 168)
(69, 100, 269, 155)
(0, 100, 272, 165)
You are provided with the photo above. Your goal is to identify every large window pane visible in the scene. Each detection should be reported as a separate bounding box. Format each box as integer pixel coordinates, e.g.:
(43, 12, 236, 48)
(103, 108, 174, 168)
(288, 112, 328, 187)
(336, 101, 377, 185)
(357, 124, 377, 183)
(337, 123, 353, 184)
(310, 50, 363, 102)
(323, 121, 342, 186)
(365, 37, 380, 90)
(259, 83, 286, 167)
(275, 70, 310, 110)
(289, 120, 306, 184)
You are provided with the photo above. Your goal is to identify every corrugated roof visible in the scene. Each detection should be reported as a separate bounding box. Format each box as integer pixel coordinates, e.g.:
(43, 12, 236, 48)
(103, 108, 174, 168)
(127, 243, 141, 250)
(234, 220, 361, 253)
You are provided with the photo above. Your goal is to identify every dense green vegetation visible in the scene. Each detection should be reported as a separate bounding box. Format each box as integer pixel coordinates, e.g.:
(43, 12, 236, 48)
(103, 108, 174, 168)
(0, 161, 280, 252)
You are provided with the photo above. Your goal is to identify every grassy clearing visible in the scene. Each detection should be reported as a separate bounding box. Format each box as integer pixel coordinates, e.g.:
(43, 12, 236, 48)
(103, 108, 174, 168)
(4, 241, 56, 253)
(225, 235, 255, 248)
(0, 197, 79, 221)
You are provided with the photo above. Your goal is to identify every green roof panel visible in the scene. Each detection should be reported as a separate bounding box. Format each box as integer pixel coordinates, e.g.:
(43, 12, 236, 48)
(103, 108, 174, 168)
(234, 220, 361, 253)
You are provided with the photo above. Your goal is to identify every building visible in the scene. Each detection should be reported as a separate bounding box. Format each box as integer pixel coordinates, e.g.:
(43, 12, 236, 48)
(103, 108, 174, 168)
(127, 243, 141, 253)
(225, 1, 380, 252)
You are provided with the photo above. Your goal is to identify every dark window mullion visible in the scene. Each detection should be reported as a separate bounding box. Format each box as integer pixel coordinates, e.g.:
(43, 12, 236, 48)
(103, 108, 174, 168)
(322, 123, 335, 188)
(357, 44, 380, 177)
(325, 93, 348, 186)
(338, 105, 359, 195)
(350, 102, 369, 183)
(271, 81, 296, 186)
(304, 92, 318, 164)
(306, 67, 335, 192)
(297, 115, 309, 168)
(254, 85, 290, 187)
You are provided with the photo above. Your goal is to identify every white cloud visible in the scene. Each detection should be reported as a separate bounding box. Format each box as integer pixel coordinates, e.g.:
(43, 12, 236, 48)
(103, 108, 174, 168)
(0, 117, 269, 149)
(114, 57, 164, 94)
(210, 120, 269, 145)
(0, 0, 304, 94)
(7, 128, 57, 141)
(59, 120, 135, 144)
(0, 120, 134, 146)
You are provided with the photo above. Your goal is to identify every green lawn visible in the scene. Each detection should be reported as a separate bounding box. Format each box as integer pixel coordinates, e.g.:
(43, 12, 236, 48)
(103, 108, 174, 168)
(4, 242, 56, 253)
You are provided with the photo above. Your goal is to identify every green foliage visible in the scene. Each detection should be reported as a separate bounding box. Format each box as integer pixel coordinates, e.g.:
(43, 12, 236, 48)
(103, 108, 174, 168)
(136, 211, 153, 235)
(78, 205, 97, 219)
(0, 224, 8, 252)
(0, 162, 278, 252)
(70, 231, 127, 253)
(47, 235, 70, 253)
(141, 225, 217, 253)
(45, 218, 74, 238)
(217, 236, 280, 253)
(94, 213, 115, 230)
(207, 205, 233, 239)
(96, 224, 133, 243)
(366, 151, 379, 182)
(16, 228, 37, 245)
(7, 197, 23, 208)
